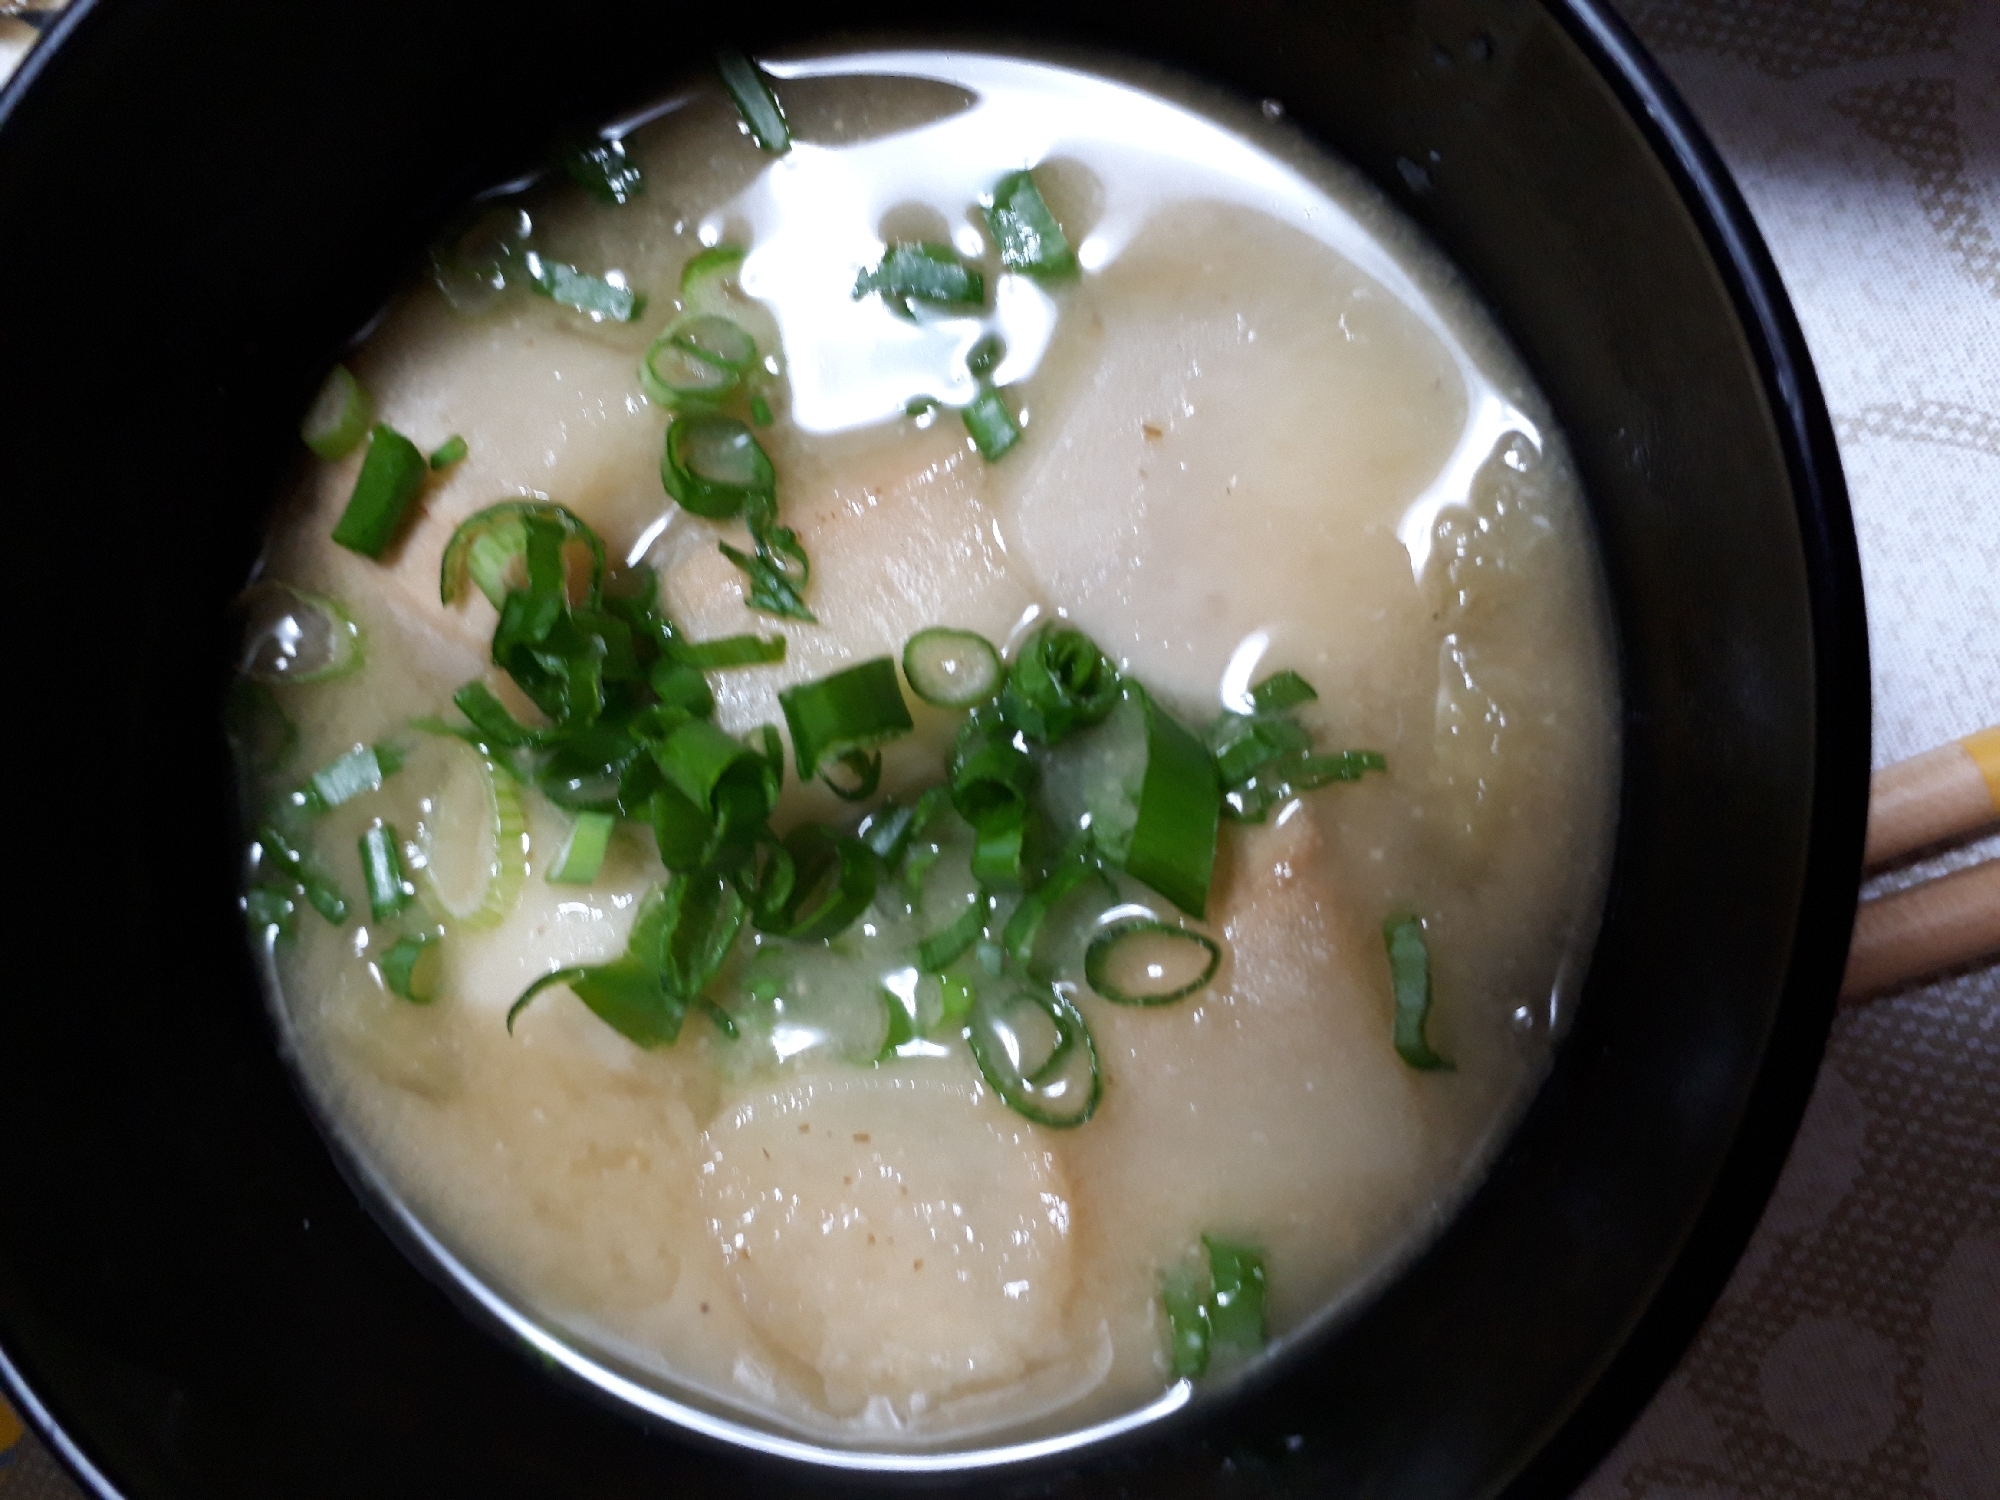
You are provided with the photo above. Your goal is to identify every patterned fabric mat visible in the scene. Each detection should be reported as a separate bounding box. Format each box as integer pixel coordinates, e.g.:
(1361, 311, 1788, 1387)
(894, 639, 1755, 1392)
(1, 1, 1994, 1494)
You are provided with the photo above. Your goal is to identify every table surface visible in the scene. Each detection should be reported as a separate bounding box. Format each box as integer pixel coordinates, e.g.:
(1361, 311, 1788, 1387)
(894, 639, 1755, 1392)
(1, 2, 1994, 1496)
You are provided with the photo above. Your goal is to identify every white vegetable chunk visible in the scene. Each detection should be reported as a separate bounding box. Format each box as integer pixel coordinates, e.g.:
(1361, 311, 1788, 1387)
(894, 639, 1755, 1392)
(698, 1071, 1076, 1416)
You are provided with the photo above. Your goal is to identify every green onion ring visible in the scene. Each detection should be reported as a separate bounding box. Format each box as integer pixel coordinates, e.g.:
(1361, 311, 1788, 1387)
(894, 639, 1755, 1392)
(903, 627, 1003, 708)
(1084, 918, 1220, 1005)
(661, 413, 776, 519)
(962, 982, 1101, 1129)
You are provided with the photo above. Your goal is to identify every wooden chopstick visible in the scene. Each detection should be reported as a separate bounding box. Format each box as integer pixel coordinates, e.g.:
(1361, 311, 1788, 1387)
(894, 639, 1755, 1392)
(1841, 725, 2000, 1004)
(1864, 725, 1999, 869)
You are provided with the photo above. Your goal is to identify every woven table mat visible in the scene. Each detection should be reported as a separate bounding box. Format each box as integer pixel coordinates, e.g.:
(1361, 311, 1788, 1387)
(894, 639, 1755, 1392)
(2, 2, 1995, 1495)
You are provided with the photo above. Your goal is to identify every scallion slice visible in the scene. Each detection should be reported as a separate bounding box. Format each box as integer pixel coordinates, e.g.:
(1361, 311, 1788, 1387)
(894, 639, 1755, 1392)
(1202, 1236, 1268, 1355)
(716, 48, 791, 154)
(413, 734, 528, 929)
(1085, 919, 1219, 1004)
(439, 500, 606, 608)
(331, 424, 428, 558)
(549, 809, 616, 884)
(747, 824, 879, 941)
(681, 243, 747, 302)
(237, 582, 363, 684)
(305, 741, 403, 812)
(948, 715, 1038, 889)
(562, 137, 644, 205)
(641, 314, 758, 409)
(984, 170, 1077, 278)
(427, 434, 468, 470)
(1000, 624, 1120, 744)
(1384, 914, 1451, 1070)
(720, 511, 814, 621)
(254, 824, 348, 926)
(966, 332, 1006, 379)
(918, 892, 990, 973)
(903, 627, 1003, 708)
(778, 658, 914, 786)
(521, 250, 646, 323)
(300, 364, 374, 460)
(662, 413, 776, 518)
(1248, 669, 1317, 713)
(1120, 686, 1222, 919)
(379, 931, 442, 1003)
(668, 632, 786, 670)
(1162, 1263, 1212, 1378)
(360, 821, 415, 921)
(1000, 836, 1109, 972)
(854, 243, 985, 313)
(961, 385, 1020, 460)
(243, 885, 296, 940)
(963, 982, 1101, 1128)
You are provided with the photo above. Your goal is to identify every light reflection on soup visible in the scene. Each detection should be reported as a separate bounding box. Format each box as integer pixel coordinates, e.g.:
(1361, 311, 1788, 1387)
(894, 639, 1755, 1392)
(232, 47, 1619, 1451)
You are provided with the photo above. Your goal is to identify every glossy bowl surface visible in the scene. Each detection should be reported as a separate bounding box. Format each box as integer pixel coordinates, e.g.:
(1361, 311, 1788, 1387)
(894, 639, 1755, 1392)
(0, 1, 1867, 1496)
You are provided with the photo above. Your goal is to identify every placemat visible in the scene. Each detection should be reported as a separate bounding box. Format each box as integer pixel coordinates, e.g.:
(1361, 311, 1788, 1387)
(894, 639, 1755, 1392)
(1, 2, 1994, 1495)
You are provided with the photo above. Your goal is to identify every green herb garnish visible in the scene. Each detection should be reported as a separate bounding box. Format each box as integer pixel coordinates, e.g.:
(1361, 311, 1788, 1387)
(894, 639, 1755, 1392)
(984, 170, 1077, 278)
(563, 137, 644, 205)
(300, 364, 374, 460)
(331, 424, 427, 558)
(1384, 914, 1451, 1070)
(1085, 919, 1220, 1004)
(716, 48, 791, 154)
(427, 434, 468, 471)
(854, 242, 985, 314)
(778, 658, 914, 794)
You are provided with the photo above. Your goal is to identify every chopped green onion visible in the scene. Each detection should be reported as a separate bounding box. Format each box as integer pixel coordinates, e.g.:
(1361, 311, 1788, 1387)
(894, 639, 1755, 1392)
(549, 810, 616, 884)
(669, 632, 786, 670)
(716, 48, 791, 154)
(877, 986, 917, 1060)
(237, 582, 364, 684)
(1225, 747, 1387, 822)
(451, 681, 548, 748)
(305, 741, 402, 811)
(1384, 914, 1451, 1070)
(750, 394, 773, 425)
(521, 250, 646, 323)
(962, 982, 1101, 1128)
(984, 169, 1077, 278)
(439, 500, 605, 609)
(681, 243, 747, 299)
(360, 821, 415, 921)
(860, 784, 951, 868)
(1085, 919, 1219, 1004)
(1120, 686, 1222, 919)
(331, 424, 428, 558)
(720, 511, 814, 621)
(649, 718, 780, 867)
(1202, 1236, 1268, 1355)
(641, 314, 758, 409)
(427, 434, 468, 470)
(918, 892, 990, 972)
(1000, 836, 1109, 971)
(379, 931, 442, 1003)
(747, 825, 879, 941)
(949, 715, 1039, 889)
(414, 736, 528, 929)
(778, 658, 914, 785)
(655, 868, 748, 1000)
(1248, 669, 1317, 713)
(854, 243, 985, 313)
(1000, 624, 1120, 744)
(903, 627, 1003, 708)
(562, 137, 644, 205)
(961, 385, 1020, 460)
(905, 395, 939, 417)
(1162, 1262, 1212, 1378)
(966, 333, 1006, 379)
(662, 413, 775, 518)
(255, 824, 348, 925)
(300, 364, 374, 459)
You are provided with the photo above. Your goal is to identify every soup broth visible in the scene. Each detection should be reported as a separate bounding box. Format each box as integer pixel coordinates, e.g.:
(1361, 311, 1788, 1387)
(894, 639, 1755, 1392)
(233, 47, 1619, 1452)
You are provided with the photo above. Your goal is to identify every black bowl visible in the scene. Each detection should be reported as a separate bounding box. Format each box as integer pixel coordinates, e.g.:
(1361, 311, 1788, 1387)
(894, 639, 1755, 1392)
(0, 1, 1867, 1495)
